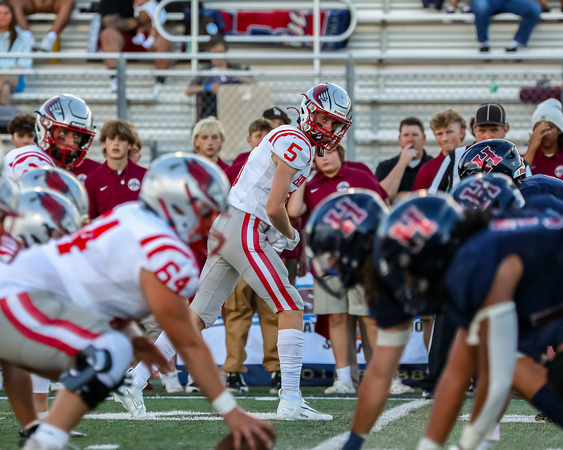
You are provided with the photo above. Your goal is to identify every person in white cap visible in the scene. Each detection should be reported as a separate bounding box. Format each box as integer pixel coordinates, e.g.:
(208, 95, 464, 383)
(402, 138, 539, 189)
(524, 98, 563, 179)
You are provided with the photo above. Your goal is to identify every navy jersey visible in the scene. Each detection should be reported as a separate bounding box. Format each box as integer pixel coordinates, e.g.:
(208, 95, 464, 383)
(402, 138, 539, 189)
(446, 213, 563, 335)
(519, 174, 563, 200)
(368, 297, 413, 330)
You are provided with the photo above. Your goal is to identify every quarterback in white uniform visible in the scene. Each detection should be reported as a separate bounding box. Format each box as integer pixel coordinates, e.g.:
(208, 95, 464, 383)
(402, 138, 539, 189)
(2, 94, 95, 180)
(0, 154, 274, 450)
(121, 82, 353, 421)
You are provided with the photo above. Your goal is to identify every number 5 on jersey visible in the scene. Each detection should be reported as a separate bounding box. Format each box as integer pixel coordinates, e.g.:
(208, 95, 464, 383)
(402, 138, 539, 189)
(284, 142, 302, 162)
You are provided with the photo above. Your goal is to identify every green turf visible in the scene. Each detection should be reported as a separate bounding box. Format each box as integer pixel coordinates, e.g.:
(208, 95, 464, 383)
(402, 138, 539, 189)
(0, 385, 561, 449)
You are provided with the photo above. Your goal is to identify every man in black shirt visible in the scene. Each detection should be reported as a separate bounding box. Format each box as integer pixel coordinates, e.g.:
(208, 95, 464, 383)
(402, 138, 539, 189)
(375, 117, 433, 203)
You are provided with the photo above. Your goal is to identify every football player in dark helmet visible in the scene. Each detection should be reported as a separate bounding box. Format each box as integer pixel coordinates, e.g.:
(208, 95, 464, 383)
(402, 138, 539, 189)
(519, 173, 563, 200)
(452, 172, 525, 211)
(458, 138, 527, 184)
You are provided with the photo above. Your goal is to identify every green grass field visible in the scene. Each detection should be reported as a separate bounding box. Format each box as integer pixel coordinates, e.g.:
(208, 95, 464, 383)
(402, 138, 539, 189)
(0, 384, 561, 449)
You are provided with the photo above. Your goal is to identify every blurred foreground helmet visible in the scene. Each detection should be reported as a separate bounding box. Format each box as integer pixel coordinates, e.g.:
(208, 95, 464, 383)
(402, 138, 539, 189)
(519, 174, 563, 200)
(10, 189, 81, 247)
(458, 139, 526, 183)
(298, 82, 352, 154)
(451, 172, 525, 211)
(139, 153, 230, 246)
(35, 94, 95, 169)
(19, 167, 88, 221)
(0, 176, 19, 221)
(305, 189, 389, 296)
(376, 192, 463, 315)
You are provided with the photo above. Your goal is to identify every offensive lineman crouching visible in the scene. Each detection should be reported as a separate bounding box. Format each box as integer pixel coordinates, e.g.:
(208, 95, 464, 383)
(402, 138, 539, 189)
(0, 153, 274, 450)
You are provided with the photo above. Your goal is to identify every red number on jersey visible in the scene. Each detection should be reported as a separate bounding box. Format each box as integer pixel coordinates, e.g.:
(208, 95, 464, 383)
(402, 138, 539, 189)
(284, 142, 302, 162)
(154, 261, 192, 294)
(57, 220, 119, 254)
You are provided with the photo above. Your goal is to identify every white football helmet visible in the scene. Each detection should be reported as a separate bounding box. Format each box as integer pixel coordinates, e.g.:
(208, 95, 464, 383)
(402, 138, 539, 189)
(19, 167, 89, 221)
(9, 189, 82, 247)
(35, 94, 95, 169)
(298, 82, 352, 155)
(0, 176, 19, 221)
(139, 152, 230, 245)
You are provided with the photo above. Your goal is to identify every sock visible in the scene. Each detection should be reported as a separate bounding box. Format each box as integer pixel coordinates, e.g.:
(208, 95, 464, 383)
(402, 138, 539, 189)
(134, 332, 177, 386)
(343, 431, 367, 450)
(336, 366, 353, 387)
(530, 384, 563, 427)
(277, 328, 303, 403)
(32, 374, 51, 394)
(507, 40, 520, 49)
(37, 411, 49, 421)
(31, 423, 69, 448)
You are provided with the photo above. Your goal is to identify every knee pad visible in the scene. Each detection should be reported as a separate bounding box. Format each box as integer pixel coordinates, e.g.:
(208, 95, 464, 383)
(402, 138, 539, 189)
(60, 332, 132, 409)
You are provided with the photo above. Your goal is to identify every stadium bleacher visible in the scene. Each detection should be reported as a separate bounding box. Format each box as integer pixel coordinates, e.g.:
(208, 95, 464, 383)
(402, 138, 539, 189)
(13, 0, 563, 170)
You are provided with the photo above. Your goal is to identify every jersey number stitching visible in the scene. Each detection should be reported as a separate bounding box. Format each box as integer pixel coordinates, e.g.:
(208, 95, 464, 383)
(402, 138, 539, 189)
(284, 142, 302, 162)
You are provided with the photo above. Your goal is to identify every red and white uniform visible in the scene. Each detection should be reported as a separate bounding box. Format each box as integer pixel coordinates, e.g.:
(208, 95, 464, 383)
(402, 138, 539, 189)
(229, 125, 313, 226)
(0, 203, 199, 322)
(0, 234, 20, 264)
(191, 125, 310, 328)
(2, 145, 55, 180)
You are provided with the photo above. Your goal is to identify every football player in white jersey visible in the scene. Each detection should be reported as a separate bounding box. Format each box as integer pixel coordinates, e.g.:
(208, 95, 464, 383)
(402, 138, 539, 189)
(2, 94, 95, 179)
(0, 176, 19, 263)
(0, 153, 275, 450)
(118, 82, 353, 421)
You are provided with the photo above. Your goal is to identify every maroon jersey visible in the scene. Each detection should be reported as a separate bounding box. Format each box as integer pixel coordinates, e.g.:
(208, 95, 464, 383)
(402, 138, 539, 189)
(304, 165, 388, 214)
(530, 148, 563, 179)
(232, 151, 251, 166)
(216, 157, 230, 172)
(344, 160, 373, 177)
(71, 158, 102, 184)
(412, 152, 446, 190)
(85, 161, 147, 219)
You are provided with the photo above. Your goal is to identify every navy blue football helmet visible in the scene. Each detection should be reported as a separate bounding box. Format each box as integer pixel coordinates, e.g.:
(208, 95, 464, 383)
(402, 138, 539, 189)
(305, 189, 389, 296)
(519, 174, 563, 200)
(452, 173, 525, 211)
(375, 192, 463, 314)
(458, 139, 527, 183)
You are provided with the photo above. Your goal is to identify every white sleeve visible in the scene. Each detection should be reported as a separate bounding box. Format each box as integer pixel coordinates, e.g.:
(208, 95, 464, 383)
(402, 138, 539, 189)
(140, 235, 200, 298)
(270, 132, 313, 170)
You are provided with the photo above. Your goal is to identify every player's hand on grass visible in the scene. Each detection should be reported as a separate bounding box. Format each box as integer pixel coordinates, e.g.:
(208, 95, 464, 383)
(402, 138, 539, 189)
(131, 336, 171, 374)
(222, 408, 276, 450)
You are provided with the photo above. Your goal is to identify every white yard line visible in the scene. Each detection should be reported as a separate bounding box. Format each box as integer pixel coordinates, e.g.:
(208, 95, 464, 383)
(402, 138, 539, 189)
(84, 410, 277, 421)
(457, 414, 546, 423)
(310, 399, 429, 450)
(85, 446, 120, 449)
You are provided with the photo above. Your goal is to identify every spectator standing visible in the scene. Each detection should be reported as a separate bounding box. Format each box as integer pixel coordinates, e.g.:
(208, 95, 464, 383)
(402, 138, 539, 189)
(0, 2, 33, 105)
(524, 98, 563, 179)
(288, 144, 387, 394)
(192, 116, 230, 171)
(413, 109, 467, 190)
(99, 0, 172, 93)
(7, 113, 34, 148)
(84, 120, 146, 219)
(375, 117, 433, 203)
(472, 0, 542, 53)
(185, 35, 253, 121)
(11, 0, 74, 52)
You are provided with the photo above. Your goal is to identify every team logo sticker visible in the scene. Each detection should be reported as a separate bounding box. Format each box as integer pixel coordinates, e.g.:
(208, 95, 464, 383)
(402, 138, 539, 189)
(128, 178, 141, 191)
(470, 146, 502, 172)
(336, 181, 350, 192)
(322, 197, 368, 238)
(388, 206, 438, 254)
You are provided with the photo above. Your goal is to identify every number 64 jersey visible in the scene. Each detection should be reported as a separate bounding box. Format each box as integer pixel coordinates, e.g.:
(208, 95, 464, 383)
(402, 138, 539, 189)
(229, 125, 313, 226)
(0, 203, 200, 321)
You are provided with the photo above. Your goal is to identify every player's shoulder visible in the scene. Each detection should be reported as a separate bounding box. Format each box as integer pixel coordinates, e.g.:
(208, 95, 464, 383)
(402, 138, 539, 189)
(4, 145, 53, 165)
(265, 126, 313, 168)
(266, 125, 312, 149)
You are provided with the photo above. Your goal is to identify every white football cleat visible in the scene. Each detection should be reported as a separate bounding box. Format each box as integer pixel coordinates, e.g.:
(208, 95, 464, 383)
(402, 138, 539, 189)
(113, 376, 154, 419)
(185, 374, 200, 393)
(324, 380, 356, 394)
(159, 369, 183, 393)
(389, 377, 415, 395)
(276, 390, 332, 420)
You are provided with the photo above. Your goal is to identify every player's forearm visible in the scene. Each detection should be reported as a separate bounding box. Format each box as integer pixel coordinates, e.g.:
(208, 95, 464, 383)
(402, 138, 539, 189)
(287, 183, 307, 218)
(379, 165, 406, 201)
(267, 206, 294, 239)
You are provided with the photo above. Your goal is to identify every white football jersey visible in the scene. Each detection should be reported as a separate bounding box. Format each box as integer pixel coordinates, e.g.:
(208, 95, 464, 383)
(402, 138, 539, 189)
(0, 234, 20, 264)
(0, 203, 199, 321)
(2, 145, 55, 180)
(229, 125, 313, 226)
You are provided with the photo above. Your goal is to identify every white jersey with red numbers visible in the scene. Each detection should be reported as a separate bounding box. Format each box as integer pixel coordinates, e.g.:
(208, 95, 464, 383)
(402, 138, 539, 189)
(2, 144, 55, 180)
(0, 203, 199, 321)
(229, 125, 313, 227)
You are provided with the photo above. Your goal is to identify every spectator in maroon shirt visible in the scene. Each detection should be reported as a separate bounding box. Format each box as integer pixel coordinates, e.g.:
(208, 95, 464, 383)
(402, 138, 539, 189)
(7, 113, 35, 149)
(225, 118, 273, 185)
(413, 109, 467, 190)
(128, 127, 143, 165)
(287, 144, 386, 394)
(524, 99, 563, 179)
(191, 116, 230, 172)
(85, 120, 146, 219)
(375, 117, 433, 203)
